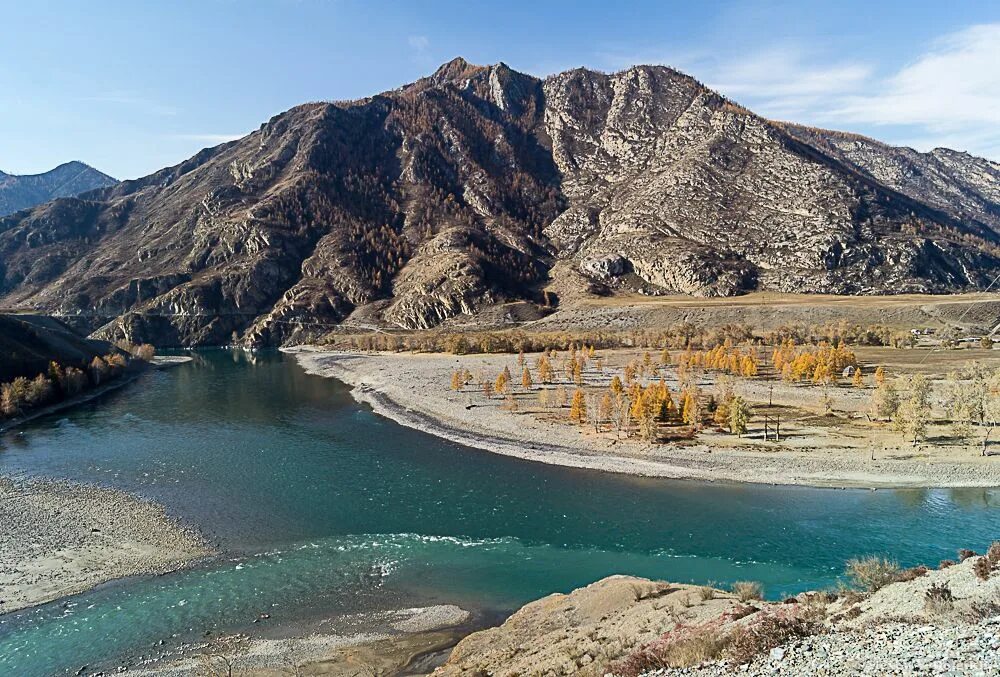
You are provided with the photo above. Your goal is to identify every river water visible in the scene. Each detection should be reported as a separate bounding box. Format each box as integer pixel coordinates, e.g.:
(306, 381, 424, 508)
(0, 350, 997, 674)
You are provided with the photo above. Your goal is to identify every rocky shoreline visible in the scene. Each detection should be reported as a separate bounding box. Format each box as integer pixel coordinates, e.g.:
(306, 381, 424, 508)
(288, 348, 1000, 489)
(0, 476, 212, 615)
(436, 556, 1000, 676)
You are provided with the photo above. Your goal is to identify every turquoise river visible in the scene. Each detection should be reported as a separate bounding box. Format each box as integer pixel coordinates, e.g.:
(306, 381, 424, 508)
(0, 350, 998, 674)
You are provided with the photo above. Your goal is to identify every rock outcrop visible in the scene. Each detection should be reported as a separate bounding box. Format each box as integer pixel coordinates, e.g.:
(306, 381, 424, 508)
(0, 60, 998, 346)
(436, 556, 1000, 676)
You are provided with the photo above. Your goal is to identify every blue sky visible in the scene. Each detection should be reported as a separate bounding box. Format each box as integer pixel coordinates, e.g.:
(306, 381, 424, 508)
(3, 0, 999, 179)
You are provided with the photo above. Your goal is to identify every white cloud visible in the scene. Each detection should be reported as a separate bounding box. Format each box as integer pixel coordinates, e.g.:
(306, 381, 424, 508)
(78, 92, 177, 117)
(408, 35, 430, 53)
(595, 24, 1000, 159)
(831, 24, 1000, 129)
(172, 133, 245, 144)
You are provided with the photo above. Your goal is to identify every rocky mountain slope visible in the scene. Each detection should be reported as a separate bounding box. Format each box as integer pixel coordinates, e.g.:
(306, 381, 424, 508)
(1, 59, 998, 346)
(0, 162, 117, 217)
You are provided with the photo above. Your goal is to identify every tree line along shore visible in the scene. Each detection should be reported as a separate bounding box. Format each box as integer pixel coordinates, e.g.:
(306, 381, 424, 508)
(313, 320, 1000, 458)
(0, 340, 155, 423)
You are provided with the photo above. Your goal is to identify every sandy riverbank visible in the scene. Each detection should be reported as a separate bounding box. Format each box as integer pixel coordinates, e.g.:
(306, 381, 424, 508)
(0, 477, 212, 615)
(288, 348, 1000, 488)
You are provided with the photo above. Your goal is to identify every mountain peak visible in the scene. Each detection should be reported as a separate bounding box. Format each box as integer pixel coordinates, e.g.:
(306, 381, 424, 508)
(431, 57, 485, 83)
(0, 161, 117, 216)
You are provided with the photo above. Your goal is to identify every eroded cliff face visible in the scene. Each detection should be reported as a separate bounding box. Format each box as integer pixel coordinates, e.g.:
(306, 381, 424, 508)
(543, 67, 999, 297)
(0, 59, 997, 346)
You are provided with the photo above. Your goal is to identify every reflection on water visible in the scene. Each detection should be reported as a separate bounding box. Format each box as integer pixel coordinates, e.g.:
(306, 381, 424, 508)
(0, 350, 997, 675)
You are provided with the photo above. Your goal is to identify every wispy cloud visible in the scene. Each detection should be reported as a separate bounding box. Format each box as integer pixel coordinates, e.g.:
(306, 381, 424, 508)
(77, 91, 177, 117)
(408, 35, 429, 53)
(172, 133, 245, 144)
(830, 24, 1000, 130)
(594, 23, 1000, 160)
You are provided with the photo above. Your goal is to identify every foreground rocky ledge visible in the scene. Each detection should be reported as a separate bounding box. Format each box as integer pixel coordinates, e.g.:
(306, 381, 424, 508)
(435, 556, 1000, 676)
(289, 348, 1000, 489)
(0, 477, 212, 615)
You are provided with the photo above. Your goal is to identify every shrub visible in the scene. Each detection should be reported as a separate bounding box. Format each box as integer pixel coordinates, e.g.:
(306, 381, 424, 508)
(965, 593, 1000, 622)
(974, 557, 992, 581)
(846, 556, 900, 592)
(924, 583, 954, 615)
(698, 585, 716, 601)
(725, 610, 818, 665)
(939, 559, 956, 570)
(610, 620, 731, 675)
(731, 581, 764, 602)
(987, 542, 1000, 566)
(897, 566, 929, 582)
(959, 548, 977, 562)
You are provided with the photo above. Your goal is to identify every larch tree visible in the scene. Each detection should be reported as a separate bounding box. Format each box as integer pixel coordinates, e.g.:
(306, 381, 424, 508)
(569, 389, 587, 424)
(729, 396, 753, 437)
(503, 392, 518, 412)
(587, 393, 602, 432)
(874, 366, 887, 386)
(870, 379, 899, 421)
(521, 367, 533, 390)
(610, 375, 624, 396)
(852, 368, 864, 388)
(537, 356, 554, 384)
(894, 374, 931, 446)
(682, 388, 702, 430)
(599, 392, 614, 429)
(494, 370, 509, 396)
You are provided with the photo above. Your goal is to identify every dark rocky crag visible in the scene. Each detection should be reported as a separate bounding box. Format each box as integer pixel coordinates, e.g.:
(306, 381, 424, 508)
(1, 59, 998, 347)
(0, 162, 117, 217)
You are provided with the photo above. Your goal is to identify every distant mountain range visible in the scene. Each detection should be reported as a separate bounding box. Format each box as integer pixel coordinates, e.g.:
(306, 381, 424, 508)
(0, 162, 117, 217)
(0, 58, 998, 347)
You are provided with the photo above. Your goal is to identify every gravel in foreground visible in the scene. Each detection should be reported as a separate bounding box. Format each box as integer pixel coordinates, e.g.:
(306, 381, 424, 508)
(0, 476, 212, 615)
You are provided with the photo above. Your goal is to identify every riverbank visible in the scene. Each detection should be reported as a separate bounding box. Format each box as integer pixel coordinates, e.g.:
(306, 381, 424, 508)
(0, 356, 190, 433)
(0, 476, 212, 615)
(288, 348, 1000, 488)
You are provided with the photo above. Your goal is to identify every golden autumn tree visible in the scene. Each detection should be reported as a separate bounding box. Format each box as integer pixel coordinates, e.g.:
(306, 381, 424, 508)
(874, 366, 886, 386)
(610, 375, 624, 396)
(569, 389, 587, 423)
(495, 370, 509, 395)
(522, 367, 533, 390)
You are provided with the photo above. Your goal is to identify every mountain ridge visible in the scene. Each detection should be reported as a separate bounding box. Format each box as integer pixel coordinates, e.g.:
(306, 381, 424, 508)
(1, 59, 998, 347)
(0, 161, 117, 217)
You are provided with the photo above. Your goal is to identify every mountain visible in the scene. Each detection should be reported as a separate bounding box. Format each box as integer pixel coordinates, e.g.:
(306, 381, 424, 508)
(0, 59, 998, 347)
(0, 162, 118, 217)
